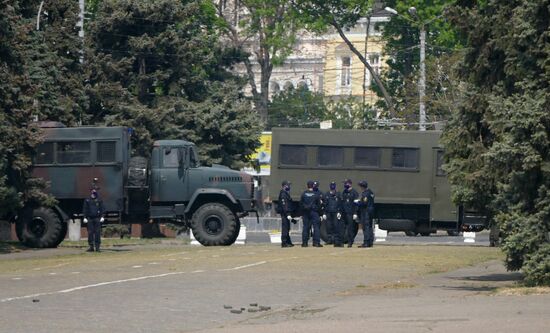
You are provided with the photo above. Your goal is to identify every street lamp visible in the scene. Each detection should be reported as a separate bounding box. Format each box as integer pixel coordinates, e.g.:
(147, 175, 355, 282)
(385, 6, 427, 131)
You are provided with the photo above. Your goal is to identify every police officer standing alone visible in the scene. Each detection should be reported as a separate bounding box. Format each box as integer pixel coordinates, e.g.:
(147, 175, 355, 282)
(83, 189, 105, 252)
(356, 180, 375, 248)
(300, 180, 323, 247)
(324, 182, 343, 247)
(341, 179, 359, 247)
(278, 180, 295, 248)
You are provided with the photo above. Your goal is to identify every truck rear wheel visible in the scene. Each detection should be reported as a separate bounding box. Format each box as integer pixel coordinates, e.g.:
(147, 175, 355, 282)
(191, 203, 238, 246)
(16, 207, 64, 248)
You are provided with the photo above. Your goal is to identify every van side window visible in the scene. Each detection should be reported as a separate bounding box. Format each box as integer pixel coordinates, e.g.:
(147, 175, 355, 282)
(35, 142, 54, 164)
(436, 150, 446, 176)
(317, 146, 344, 166)
(354, 147, 381, 168)
(280, 145, 307, 166)
(97, 141, 116, 163)
(163, 148, 179, 168)
(57, 141, 91, 164)
(391, 148, 419, 169)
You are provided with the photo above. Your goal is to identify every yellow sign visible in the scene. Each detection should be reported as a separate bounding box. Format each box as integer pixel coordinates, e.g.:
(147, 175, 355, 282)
(247, 131, 271, 176)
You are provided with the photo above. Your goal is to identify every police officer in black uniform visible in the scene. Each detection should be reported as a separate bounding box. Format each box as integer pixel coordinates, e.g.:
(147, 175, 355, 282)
(356, 180, 375, 248)
(300, 180, 323, 247)
(278, 180, 295, 248)
(83, 189, 105, 252)
(324, 181, 343, 247)
(341, 179, 359, 247)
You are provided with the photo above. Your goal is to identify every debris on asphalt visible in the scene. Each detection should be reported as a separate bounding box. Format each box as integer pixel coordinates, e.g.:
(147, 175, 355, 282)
(32, 299, 40, 303)
(223, 305, 232, 309)
(259, 306, 271, 311)
(230, 309, 242, 314)
(249, 303, 258, 306)
(247, 308, 258, 313)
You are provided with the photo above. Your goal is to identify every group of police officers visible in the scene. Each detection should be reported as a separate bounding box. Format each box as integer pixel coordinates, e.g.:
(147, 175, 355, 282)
(278, 179, 375, 248)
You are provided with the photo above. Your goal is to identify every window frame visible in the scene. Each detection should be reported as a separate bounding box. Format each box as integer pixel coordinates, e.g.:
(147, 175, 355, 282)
(34, 142, 55, 165)
(436, 149, 446, 176)
(317, 146, 344, 167)
(391, 147, 420, 170)
(95, 140, 117, 164)
(353, 147, 382, 169)
(279, 144, 307, 167)
(162, 147, 180, 168)
(56, 140, 92, 165)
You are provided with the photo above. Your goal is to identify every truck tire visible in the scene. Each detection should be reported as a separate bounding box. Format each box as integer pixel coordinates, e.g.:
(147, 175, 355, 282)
(447, 230, 460, 236)
(128, 156, 148, 187)
(405, 231, 418, 237)
(224, 220, 241, 245)
(16, 207, 64, 248)
(420, 232, 431, 236)
(191, 203, 238, 246)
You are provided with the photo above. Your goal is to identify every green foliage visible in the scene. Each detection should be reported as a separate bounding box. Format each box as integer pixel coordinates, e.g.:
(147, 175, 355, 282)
(86, 0, 260, 166)
(0, 1, 55, 217)
(216, 0, 305, 122)
(267, 86, 328, 128)
(442, 0, 550, 285)
(293, 0, 374, 32)
(379, 0, 463, 124)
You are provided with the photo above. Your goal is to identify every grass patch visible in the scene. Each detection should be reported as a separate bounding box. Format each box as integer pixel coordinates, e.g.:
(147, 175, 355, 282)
(59, 238, 164, 248)
(493, 286, 550, 296)
(0, 241, 28, 254)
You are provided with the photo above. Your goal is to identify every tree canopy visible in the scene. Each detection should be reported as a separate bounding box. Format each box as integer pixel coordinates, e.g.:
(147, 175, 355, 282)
(85, 0, 260, 166)
(442, 0, 550, 286)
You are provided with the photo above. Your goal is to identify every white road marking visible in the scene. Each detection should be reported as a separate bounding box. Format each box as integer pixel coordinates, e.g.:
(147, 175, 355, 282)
(161, 252, 187, 257)
(132, 265, 143, 268)
(71, 272, 80, 274)
(167, 259, 176, 261)
(148, 262, 159, 265)
(32, 263, 69, 271)
(212, 255, 220, 258)
(12, 278, 22, 281)
(0, 271, 188, 303)
(48, 273, 57, 276)
(192, 270, 205, 273)
(219, 261, 267, 271)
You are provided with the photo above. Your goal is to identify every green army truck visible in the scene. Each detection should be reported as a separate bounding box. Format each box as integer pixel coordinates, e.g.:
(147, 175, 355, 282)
(14, 122, 256, 248)
(269, 128, 489, 240)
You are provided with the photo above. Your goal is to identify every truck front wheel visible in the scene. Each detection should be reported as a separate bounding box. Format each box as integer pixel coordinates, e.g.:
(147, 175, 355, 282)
(16, 207, 64, 248)
(191, 203, 238, 246)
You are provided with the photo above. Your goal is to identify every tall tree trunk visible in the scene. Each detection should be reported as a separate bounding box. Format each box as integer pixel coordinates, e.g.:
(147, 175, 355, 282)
(138, 57, 147, 104)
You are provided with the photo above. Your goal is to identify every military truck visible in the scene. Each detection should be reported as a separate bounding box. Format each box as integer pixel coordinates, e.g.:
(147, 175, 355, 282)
(14, 123, 256, 248)
(269, 128, 488, 240)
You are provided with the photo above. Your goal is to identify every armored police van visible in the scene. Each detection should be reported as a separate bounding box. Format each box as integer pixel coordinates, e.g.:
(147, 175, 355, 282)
(269, 127, 488, 239)
(16, 123, 255, 248)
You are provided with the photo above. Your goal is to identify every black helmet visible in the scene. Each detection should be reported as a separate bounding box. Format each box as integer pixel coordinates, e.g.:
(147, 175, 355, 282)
(343, 178, 352, 184)
(282, 180, 291, 186)
(358, 180, 368, 188)
(307, 180, 314, 188)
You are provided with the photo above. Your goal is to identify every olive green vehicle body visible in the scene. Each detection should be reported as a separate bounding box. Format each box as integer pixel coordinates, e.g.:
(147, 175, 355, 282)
(270, 128, 487, 235)
(20, 125, 255, 247)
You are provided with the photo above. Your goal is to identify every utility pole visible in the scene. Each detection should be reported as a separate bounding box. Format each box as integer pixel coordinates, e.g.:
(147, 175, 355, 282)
(419, 25, 426, 131)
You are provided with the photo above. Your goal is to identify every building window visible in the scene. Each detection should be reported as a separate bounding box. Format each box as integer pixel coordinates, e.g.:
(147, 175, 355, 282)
(341, 56, 351, 87)
(436, 150, 446, 176)
(280, 145, 307, 166)
(354, 147, 381, 168)
(318, 146, 344, 167)
(365, 54, 380, 86)
(163, 148, 180, 168)
(97, 141, 116, 163)
(57, 141, 91, 164)
(35, 142, 54, 164)
(391, 148, 419, 169)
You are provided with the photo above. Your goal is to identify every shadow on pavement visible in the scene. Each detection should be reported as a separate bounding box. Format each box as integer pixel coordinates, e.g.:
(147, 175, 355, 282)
(0, 241, 28, 254)
(450, 272, 524, 282)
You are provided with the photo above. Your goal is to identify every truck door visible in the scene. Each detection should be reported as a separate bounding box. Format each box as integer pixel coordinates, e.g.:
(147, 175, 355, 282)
(156, 147, 188, 202)
(430, 149, 457, 223)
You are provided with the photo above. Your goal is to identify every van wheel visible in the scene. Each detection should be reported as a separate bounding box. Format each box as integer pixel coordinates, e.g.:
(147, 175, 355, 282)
(405, 231, 418, 237)
(447, 230, 460, 236)
(344, 222, 359, 244)
(191, 203, 237, 246)
(420, 232, 431, 236)
(320, 219, 329, 243)
(16, 207, 64, 248)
